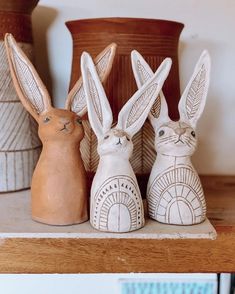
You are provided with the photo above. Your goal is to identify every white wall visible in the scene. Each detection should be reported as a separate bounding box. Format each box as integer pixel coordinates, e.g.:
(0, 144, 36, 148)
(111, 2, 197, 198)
(32, 0, 235, 175)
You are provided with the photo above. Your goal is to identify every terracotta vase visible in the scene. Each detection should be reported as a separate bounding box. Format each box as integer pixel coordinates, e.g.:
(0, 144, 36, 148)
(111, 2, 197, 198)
(66, 17, 184, 195)
(0, 0, 40, 192)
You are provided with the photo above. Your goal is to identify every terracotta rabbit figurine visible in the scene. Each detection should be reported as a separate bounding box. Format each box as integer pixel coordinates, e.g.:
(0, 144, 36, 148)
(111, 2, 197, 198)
(5, 33, 116, 225)
(81, 51, 172, 232)
(131, 50, 211, 225)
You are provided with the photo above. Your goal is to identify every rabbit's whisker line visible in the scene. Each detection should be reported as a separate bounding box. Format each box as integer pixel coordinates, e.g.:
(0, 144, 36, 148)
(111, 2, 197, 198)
(159, 137, 176, 143)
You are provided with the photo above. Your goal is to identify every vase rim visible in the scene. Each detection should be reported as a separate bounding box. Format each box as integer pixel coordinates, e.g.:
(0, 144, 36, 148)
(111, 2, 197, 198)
(65, 17, 184, 35)
(0, 0, 39, 14)
(66, 17, 184, 26)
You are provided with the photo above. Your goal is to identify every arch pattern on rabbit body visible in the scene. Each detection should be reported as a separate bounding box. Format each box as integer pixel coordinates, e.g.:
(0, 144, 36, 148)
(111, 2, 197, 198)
(147, 165, 206, 225)
(91, 175, 144, 232)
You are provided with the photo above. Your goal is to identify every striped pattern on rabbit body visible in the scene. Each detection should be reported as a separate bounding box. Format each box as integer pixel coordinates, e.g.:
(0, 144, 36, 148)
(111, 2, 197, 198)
(91, 175, 144, 232)
(147, 164, 206, 225)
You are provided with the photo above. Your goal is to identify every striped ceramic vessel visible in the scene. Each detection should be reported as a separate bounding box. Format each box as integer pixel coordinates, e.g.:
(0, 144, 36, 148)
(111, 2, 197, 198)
(0, 0, 40, 192)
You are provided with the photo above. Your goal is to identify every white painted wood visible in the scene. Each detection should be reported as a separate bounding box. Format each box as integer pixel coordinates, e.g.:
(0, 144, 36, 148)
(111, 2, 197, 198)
(220, 274, 232, 294)
(0, 190, 217, 239)
(131, 50, 211, 226)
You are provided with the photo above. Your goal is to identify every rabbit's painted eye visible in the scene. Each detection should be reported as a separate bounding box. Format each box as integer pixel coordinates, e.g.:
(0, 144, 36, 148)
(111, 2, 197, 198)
(126, 137, 130, 141)
(43, 117, 50, 123)
(159, 130, 165, 137)
(191, 131, 196, 138)
(104, 135, 109, 140)
(76, 118, 82, 125)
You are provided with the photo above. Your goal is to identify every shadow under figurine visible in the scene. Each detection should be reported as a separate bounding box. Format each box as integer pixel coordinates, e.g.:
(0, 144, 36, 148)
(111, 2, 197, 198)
(131, 50, 211, 225)
(81, 51, 172, 232)
(5, 33, 116, 225)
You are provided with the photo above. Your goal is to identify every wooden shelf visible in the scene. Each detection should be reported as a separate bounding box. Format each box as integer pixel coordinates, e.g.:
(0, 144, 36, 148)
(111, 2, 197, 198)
(0, 176, 234, 273)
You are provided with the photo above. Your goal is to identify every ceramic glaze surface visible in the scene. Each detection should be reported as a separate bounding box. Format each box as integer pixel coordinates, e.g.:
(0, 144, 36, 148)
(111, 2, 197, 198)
(5, 34, 116, 225)
(81, 51, 172, 232)
(131, 50, 210, 225)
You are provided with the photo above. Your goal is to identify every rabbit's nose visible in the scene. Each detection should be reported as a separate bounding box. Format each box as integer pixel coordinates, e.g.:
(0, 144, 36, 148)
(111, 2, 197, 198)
(175, 128, 186, 135)
(114, 129, 126, 138)
(60, 118, 70, 125)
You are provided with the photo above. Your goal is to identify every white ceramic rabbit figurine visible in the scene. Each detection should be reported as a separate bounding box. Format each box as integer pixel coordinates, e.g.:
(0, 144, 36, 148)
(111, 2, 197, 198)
(131, 50, 211, 225)
(81, 51, 172, 232)
(5, 33, 116, 225)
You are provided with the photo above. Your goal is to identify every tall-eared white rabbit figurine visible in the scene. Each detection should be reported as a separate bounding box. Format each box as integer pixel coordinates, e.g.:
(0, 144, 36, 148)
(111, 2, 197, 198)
(131, 50, 211, 225)
(81, 51, 172, 232)
(5, 33, 116, 226)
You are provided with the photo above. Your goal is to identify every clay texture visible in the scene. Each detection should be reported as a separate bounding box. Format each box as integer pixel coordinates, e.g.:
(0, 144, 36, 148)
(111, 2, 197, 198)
(5, 33, 116, 225)
(132, 50, 211, 225)
(81, 51, 171, 232)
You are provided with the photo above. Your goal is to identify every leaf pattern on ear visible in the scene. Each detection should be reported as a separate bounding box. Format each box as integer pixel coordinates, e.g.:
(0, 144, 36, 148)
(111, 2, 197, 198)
(131, 50, 170, 126)
(87, 69, 103, 125)
(136, 59, 152, 85)
(4, 33, 51, 121)
(136, 58, 162, 120)
(126, 83, 158, 129)
(185, 64, 206, 120)
(66, 80, 85, 116)
(150, 96, 161, 118)
(179, 50, 211, 127)
(81, 52, 113, 138)
(131, 50, 153, 88)
(118, 57, 172, 137)
(14, 52, 48, 114)
(66, 43, 117, 117)
(95, 47, 113, 78)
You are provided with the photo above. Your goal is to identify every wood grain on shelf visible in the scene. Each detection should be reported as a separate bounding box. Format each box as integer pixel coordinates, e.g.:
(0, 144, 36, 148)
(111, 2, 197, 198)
(0, 175, 234, 273)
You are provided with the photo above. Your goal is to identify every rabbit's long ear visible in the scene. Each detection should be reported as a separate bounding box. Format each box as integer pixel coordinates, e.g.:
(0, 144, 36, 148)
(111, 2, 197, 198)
(81, 52, 113, 139)
(131, 50, 153, 88)
(178, 50, 211, 128)
(4, 34, 52, 122)
(117, 57, 172, 137)
(131, 50, 170, 128)
(65, 43, 117, 117)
